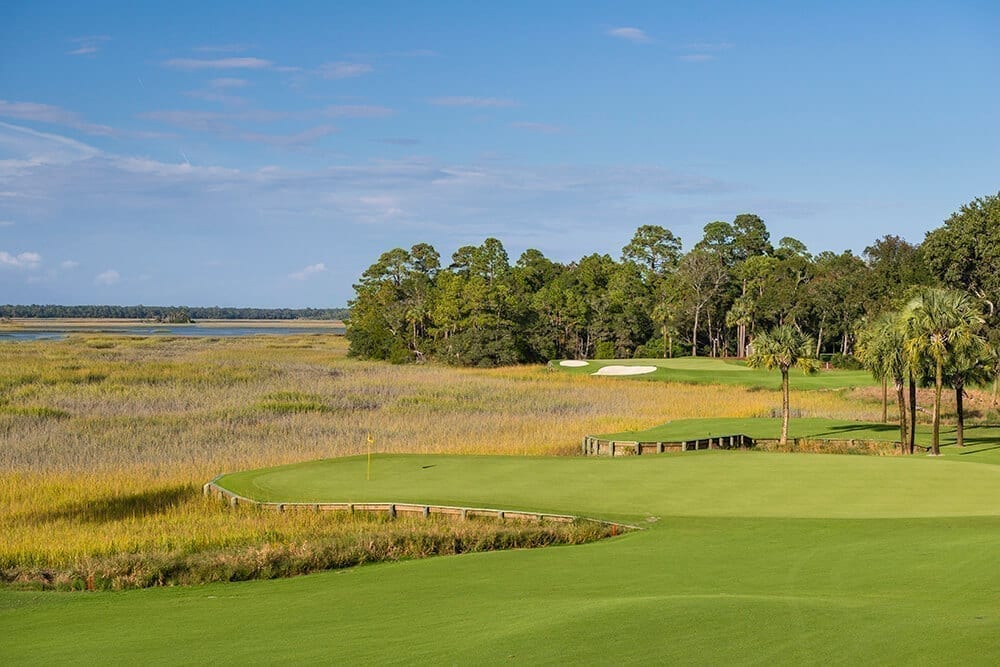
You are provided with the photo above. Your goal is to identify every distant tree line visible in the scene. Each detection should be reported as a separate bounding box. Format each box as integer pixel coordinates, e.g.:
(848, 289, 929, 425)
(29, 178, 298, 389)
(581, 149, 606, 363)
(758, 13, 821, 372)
(0, 305, 348, 321)
(348, 193, 1000, 369)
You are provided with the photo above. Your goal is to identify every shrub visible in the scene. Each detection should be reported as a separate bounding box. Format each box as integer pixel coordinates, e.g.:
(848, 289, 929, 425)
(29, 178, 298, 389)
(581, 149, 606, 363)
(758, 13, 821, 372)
(594, 341, 615, 359)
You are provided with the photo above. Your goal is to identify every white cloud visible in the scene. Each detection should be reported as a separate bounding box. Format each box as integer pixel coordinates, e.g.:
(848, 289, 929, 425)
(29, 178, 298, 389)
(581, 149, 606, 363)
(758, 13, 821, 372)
(510, 121, 564, 134)
(94, 269, 120, 285)
(318, 62, 373, 79)
(0, 251, 41, 269)
(60, 260, 79, 270)
(289, 263, 327, 280)
(429, 96, 518, 108)
(163, 57, 274, 70)
(67, 36, 110, 56)
(209, 78, 249, 89)
(0, 219, 14, 227)
(608, 27, 652, 43)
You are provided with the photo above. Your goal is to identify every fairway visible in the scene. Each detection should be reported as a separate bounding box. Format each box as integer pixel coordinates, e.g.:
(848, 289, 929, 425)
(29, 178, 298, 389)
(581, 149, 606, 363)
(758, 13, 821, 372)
(553, 356, 874, 390)
(4, 450, 1000, 664)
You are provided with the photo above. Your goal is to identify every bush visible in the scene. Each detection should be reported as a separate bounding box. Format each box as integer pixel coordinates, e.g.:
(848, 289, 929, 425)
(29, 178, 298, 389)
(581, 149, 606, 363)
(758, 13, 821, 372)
(594, 341, 615, 359)
(829, 353, 862, 370)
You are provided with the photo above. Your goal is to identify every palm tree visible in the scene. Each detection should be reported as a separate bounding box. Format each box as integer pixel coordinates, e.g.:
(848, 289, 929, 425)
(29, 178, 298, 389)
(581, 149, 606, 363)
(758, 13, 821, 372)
(945, 337, 994, 447)
(747, 325, 818, 444)
(855, 313, 909, 453)
(903, 288, 985, 455)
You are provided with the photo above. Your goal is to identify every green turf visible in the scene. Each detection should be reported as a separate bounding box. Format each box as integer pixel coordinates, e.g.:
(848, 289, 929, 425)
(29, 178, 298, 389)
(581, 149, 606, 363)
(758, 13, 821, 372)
(553, 356, 874, 389)
(4, 450, 1000, 664)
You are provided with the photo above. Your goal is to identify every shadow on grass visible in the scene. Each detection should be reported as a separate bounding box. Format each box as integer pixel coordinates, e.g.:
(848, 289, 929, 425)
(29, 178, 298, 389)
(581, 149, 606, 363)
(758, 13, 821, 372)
(20, 484, 195, 524)
(810, 423, 901, 437)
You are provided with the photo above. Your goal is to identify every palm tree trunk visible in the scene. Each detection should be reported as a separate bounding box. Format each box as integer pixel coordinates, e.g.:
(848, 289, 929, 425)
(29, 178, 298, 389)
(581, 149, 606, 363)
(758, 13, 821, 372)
(780, 369, 790, 445)
(955, 381, 965, 447)
(895, 378, 907, 454)
(882, 378, 888, 423)
(932, 359, 942, 455)
(908, 374, 917, 455)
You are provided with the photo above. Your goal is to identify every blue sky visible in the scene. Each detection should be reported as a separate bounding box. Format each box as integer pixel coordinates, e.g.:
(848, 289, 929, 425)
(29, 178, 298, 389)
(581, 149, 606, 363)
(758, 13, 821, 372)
(1, 1, 997, 307)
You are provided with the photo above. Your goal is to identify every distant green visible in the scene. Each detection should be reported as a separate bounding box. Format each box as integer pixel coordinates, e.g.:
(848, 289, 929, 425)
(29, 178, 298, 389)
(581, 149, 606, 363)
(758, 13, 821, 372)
(4, 448, 1000, 664)
(553, 356, 874, 389)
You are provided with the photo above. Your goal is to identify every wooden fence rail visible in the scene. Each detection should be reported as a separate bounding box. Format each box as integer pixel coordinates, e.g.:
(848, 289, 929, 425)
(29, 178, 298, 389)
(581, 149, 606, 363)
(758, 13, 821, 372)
(581, 435, 902, 456)
(203, 479, 641, 531)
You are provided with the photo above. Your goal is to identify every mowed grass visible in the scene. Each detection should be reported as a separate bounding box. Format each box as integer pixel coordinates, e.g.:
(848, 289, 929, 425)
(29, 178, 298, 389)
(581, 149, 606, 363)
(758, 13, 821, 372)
(4, 452, 1000, 663)
(554, 356, 875, 389)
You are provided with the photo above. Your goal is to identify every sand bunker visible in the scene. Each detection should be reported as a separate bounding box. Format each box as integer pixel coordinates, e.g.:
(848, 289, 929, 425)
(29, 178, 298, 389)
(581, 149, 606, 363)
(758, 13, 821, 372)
(591, 365, 657, 376)
(559, 360, 590, 367)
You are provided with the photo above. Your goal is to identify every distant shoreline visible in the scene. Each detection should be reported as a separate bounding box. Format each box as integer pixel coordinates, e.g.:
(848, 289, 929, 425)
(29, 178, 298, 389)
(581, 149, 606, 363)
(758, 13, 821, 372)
(0, 318, 345, 330)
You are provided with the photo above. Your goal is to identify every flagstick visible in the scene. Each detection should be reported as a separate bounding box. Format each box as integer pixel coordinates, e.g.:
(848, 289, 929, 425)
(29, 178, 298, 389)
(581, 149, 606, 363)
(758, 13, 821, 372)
(366, 433, 373, 481)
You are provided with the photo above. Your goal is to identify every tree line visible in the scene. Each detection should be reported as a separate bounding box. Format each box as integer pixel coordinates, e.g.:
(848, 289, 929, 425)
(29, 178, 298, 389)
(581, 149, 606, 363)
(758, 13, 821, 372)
(348, 193, 1000, 371)
(1, 305, 348, 321)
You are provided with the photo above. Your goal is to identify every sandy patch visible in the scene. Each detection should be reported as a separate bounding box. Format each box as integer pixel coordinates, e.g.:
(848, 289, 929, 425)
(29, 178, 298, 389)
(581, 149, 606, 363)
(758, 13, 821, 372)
(591, 365, 657, 376)
(559, 360, 590, 367)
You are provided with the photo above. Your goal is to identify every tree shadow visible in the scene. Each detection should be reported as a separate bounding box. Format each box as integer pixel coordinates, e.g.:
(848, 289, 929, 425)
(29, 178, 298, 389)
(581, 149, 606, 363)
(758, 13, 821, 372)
(810, 423, 901, 437)
(20, 484, 194, 524)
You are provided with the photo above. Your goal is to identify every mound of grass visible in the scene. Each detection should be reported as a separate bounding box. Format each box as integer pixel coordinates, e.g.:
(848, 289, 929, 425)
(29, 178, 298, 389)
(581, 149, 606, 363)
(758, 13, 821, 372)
(217, 452, 1000, 520)
(0, 406, 71, 420)
(253, 391, 330, 414)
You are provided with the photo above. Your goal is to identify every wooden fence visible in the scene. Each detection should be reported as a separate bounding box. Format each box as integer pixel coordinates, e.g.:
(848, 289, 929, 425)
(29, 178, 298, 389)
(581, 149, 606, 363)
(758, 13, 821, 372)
(581, 435, 902, 456)
(203, 479, 641, 531)
(581, 433, 755, 456)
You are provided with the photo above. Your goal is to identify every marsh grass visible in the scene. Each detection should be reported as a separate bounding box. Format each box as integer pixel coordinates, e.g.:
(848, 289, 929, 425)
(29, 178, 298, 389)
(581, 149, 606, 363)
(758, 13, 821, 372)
(1, 334, 883, 589)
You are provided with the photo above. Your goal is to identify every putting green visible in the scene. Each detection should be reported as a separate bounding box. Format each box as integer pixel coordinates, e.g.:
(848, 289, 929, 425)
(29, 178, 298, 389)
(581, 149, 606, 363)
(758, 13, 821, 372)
(4, 450, 1000, 664)
(218, 451, 1000, 520)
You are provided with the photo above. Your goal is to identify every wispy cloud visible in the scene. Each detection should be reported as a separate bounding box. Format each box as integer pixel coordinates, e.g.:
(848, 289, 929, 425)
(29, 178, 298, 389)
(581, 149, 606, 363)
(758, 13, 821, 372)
(510, 121, 564, 134)
(209, 78, 249, 89)
(376, 137, 420, 146)
(0, 220, 14, 227)
(163, 57, 274, 70)
(60, 260, 79, 270)
(429, 96, 518, 108)
(608, 27, 652, 43)
(140, 104, 392, 135)
(67, 35, 110, 56)
(0, 100, 115, 136)
(678, 54, 715, 63)
(239, 125, 338, 147)
(676, 42, 733, 63)
(0, 251, 41, 269)
(94, 269, 120, 285)
(0, 121, 743, 277)
(324, 105, 394, 118)
(289, 263, 326, 280)
(318, 62, 374, 79)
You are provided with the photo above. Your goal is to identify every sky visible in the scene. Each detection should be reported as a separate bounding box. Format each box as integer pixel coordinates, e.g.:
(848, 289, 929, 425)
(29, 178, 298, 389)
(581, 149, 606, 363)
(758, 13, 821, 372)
(1, 1, 998, 307)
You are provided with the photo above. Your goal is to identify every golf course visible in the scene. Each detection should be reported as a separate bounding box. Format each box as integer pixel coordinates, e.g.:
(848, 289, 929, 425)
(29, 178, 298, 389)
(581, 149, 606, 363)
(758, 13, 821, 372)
(4, 443, 1000, 663)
